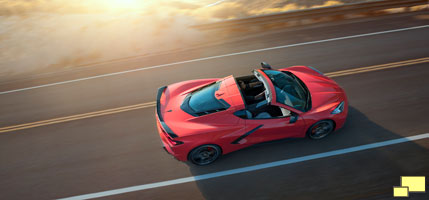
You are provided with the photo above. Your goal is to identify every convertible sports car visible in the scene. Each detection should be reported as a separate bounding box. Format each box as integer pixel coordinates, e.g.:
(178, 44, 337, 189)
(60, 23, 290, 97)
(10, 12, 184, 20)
(156, 63, 348, 165)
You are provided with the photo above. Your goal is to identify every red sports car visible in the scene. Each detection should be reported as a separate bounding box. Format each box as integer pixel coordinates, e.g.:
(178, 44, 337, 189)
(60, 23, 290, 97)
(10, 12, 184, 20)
(156, 63, 348, 165)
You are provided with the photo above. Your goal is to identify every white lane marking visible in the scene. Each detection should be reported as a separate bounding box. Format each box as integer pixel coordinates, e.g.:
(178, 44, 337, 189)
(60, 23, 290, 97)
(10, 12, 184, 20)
(2, 25, 429, 96)
(59, 133, 429, 200)
(204, 0, 228, 8)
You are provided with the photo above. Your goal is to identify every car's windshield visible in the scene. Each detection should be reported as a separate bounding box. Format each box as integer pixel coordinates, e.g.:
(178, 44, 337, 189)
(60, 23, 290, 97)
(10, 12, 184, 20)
(188, 81, 229, 114)
(263, 70, 309, 111)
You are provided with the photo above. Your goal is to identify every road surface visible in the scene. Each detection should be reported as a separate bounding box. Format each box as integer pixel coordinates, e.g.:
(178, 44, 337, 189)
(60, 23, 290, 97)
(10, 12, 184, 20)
(1, 11, 428, 200)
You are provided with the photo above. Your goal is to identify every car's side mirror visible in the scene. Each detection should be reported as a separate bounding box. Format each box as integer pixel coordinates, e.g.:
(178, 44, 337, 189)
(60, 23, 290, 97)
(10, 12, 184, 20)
(289, 113, 298, 123)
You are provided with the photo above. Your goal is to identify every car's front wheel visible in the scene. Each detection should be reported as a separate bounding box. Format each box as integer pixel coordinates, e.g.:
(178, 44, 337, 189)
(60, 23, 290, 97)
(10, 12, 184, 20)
(307, 120, 334, 140)
(188, 144, 221, 166)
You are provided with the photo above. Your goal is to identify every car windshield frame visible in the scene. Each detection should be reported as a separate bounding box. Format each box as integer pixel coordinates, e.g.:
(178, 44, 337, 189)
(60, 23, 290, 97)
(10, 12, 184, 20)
(261, 69, 310, 112)
(253, 70, 273, 104)
(181, 81, 231, 116)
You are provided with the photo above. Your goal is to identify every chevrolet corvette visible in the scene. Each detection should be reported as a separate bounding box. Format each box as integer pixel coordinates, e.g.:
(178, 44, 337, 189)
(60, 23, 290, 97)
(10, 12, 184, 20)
(156, 62, 348, 165)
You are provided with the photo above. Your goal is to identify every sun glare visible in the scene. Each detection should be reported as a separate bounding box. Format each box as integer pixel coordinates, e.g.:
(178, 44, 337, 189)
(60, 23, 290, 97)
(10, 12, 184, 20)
(106, 0, 139, 8)
(92, 0, 148, 12)
(90, 0, 211, 12)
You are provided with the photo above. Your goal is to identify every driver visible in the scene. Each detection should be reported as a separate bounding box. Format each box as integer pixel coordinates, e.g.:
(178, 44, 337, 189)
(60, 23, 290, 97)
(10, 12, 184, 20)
(239, 80, 263, 91)
(239, 80, 265, 104)
(245, 91, 265, 103)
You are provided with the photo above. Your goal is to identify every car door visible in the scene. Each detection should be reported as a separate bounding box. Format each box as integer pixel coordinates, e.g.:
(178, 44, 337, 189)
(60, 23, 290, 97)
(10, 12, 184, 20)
(233, 106, 306, 145)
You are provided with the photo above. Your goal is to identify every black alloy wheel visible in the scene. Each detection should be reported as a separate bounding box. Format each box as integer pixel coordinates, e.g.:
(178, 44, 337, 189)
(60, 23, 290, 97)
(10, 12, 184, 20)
(307, 120, 334, 140)
(188, 144, 221, 166)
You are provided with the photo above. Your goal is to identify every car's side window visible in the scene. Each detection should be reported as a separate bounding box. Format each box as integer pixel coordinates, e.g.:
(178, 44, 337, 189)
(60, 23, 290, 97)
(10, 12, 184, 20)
(280, 107, 291, 117)
(234, 106, 291, 119)
(253, 105, 290, 119)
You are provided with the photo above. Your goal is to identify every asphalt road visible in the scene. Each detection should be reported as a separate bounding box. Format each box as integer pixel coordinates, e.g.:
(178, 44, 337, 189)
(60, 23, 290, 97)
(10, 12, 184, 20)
(1, 11, 429, 200)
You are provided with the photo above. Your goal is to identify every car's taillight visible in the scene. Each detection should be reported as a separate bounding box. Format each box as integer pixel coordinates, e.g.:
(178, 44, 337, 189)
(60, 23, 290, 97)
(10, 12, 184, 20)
(161, 128, 183, 146)
(171, 140, 184, 145)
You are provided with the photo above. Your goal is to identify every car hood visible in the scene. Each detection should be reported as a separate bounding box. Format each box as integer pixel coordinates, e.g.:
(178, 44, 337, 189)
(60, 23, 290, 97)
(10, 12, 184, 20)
(158, 76, 244, 138)
(286, 66, 345, 111)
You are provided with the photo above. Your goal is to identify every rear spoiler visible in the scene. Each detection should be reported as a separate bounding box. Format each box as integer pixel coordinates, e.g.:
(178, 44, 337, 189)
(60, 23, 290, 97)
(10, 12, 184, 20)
(156, 86, 178, 138)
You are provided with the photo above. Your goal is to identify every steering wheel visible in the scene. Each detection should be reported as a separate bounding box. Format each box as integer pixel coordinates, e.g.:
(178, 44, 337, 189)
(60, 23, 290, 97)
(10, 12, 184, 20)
(254, 82, 263, 88)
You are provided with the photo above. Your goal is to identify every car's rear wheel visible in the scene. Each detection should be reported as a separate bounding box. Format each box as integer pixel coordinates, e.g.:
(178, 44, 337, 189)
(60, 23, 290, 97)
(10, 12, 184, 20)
(307, 120, 334, 140)
(188, 144, 221, 166)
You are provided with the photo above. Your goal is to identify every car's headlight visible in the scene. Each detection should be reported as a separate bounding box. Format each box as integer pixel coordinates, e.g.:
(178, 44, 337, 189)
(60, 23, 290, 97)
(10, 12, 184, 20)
(331, 101, 345, 114)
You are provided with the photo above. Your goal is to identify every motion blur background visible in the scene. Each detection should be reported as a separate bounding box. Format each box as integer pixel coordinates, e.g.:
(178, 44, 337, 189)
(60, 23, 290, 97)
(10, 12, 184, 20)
(0, 0, 372, 79)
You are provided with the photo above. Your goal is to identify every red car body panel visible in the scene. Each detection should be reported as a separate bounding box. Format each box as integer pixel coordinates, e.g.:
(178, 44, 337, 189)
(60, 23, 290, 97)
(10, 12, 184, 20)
(156, 66, 348, 162)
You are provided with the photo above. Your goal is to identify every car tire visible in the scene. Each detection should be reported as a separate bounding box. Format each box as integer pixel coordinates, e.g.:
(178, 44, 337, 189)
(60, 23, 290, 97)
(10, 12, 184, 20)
(188, 144, 222, 166)
(307, 120, 334, 140)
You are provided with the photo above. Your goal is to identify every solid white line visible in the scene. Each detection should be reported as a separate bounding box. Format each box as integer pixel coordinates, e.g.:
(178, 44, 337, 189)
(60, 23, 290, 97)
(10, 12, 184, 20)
(204, 0, 228, 8)
(58, 133, 429, 200)
(2, 25, 429, 96)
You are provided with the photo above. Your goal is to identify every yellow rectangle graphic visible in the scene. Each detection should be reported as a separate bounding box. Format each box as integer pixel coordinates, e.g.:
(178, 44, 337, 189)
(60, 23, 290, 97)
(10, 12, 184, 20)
(401, 176, 426, 192)
(393, 186, 409, 197)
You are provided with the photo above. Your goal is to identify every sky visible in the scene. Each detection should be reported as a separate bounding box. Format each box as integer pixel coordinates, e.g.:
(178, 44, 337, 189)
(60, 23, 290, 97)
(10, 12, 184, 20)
(0, 0, 368, 78)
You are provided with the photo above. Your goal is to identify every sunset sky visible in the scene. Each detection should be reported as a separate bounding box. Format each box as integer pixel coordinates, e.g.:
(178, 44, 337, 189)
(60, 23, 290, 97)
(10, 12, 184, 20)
(0, 0, 366, 77)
